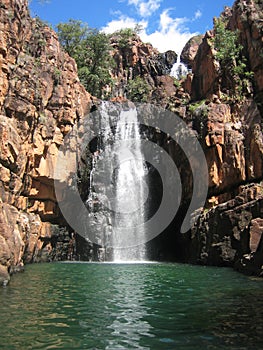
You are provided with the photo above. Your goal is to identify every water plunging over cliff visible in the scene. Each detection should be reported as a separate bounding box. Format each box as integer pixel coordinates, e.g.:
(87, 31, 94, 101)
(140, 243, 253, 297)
(170, 56, 188, 79)
(87, 102, 148, 262)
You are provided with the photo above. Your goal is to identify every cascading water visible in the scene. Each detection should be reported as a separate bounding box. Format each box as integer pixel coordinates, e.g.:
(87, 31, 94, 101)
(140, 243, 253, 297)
(170, 55, 188, 79)
(87, 102, 148, 262)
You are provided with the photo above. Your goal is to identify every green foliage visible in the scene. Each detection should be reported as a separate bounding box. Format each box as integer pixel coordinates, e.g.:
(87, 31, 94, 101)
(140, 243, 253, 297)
(212, 17, 253, 100)
(112, 25, 142, 49)
(56, 20, 88, 65)
(212, 18, 241, 64)
(114, 28, 135, 49)
(134, 23, 144, 35)
(34, 15, 52, 29)
(56, 20, 114, 98)
(126, 76, 150, 102)
(188, 100, 207, 115)
(173, 78, 181, 88)
(53, 68, 62, 85)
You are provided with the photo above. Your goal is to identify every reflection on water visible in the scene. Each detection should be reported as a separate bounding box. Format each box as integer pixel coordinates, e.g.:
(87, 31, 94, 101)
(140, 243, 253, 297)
(0, 262, 263, 350)
(105, 266, 152, 349)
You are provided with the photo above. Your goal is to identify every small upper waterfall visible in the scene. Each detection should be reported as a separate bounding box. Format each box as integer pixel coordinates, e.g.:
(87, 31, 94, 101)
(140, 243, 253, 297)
(87, 102, 148, 262)
(170, 55, 188, 79)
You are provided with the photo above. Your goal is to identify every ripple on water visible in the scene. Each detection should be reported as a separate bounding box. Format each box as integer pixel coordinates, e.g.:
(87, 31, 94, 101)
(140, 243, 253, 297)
(0, 262, 263, 350)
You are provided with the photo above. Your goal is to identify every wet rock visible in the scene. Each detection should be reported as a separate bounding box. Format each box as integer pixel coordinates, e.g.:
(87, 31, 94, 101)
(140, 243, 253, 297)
(190, 184, 263, 275)
(234, 252, 263, 277)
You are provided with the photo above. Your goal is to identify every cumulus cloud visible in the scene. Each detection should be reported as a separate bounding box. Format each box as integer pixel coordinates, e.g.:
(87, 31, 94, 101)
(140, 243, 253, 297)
(128, 0, 162, 17)
(102, 7, 199, 54)
(102, 15, 147, 34)
(140, 9, 198, 53)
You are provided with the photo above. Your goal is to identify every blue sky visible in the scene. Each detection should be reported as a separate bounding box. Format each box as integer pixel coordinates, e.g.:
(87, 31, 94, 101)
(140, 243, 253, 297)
(29, 0, 235, 54)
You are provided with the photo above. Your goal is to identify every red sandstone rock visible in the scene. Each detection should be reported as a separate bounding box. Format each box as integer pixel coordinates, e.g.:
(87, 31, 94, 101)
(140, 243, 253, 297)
(0, 0, 91, 279)
(180, 34, 204, 69)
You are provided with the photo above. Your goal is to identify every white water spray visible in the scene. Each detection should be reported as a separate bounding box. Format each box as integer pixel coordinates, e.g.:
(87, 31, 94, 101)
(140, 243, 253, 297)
(87, 102, 148, 262)
(113, 108, 148, 261)
(170, 56, 188, 79)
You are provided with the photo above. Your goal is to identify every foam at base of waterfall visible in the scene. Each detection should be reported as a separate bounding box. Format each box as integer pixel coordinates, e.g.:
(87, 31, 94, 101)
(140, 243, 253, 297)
(113, 245, 147, 262)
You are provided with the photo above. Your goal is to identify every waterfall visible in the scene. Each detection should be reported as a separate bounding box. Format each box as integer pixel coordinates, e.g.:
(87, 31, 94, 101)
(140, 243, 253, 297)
(113, 108, 147, 261)
(170, 55, 188, 79)
(87, 102, 148, 262)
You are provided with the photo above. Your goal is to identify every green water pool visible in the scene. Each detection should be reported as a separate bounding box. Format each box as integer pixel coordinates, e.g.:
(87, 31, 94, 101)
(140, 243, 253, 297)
(0, 262, 262, 349)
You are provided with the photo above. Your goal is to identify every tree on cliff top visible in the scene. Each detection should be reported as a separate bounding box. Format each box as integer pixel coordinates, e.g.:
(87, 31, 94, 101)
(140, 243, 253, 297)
(112, 25, 143, 49)
(57, 19, 114, 98)
(212, 17, 253, 99)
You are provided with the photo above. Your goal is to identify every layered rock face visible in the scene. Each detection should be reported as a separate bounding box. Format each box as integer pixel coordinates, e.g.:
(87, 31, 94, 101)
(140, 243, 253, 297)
(170, 0, 263, 276)
(110, 33, 177, 99)
(142, 1, 263, 276)
(190, 0, 263, 104)
(180, 34, 204, 69)
(0, 0, 92, 284)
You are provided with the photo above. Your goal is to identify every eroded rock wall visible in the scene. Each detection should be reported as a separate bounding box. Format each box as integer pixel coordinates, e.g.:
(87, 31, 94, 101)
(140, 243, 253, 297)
(174, 0, 263, 276)
(0, 0, 92, 284)
(110, 34, 177, 99)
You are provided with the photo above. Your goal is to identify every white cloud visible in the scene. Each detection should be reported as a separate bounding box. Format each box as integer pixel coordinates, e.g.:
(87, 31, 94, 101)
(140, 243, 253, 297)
(147, 9, 202, 53)
(127, 0, 140, 5)
(128, 0, 162, 17)
(194, 10, 202, 20)
(142, 10, 198, 54)
(102, 15, 147, 34)
(102, 9, 199, 55)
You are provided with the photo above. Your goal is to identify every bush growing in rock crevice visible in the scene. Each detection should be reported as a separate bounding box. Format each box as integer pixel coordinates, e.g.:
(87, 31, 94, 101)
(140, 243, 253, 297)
(212, 16, 254, 100)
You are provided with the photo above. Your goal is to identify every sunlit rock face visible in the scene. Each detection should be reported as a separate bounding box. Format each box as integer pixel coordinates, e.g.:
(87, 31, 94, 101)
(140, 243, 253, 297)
(110, 33, 177, 98)
(167, 0, 263, 276)
(229, 0, 263, 113)
(0, 0, 93, 282)
(180, 34, 204, 70)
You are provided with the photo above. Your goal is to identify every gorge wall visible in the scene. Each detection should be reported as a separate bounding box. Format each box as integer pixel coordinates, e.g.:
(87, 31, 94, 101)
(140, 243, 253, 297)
(156, 0, 263, 276)
(0, 0, 263, 284)
(0, 0, 94, 284)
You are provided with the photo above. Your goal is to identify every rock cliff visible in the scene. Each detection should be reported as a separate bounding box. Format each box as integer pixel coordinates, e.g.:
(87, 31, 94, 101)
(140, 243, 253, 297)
(94, 0, 263, 275)
(109, 32, 177, 99)
(157, 0, 263, 276)
(0, 0, 93, 284)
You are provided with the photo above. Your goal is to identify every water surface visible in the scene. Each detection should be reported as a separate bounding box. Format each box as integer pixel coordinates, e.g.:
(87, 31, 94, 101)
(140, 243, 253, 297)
(0, 262, 263, 349)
